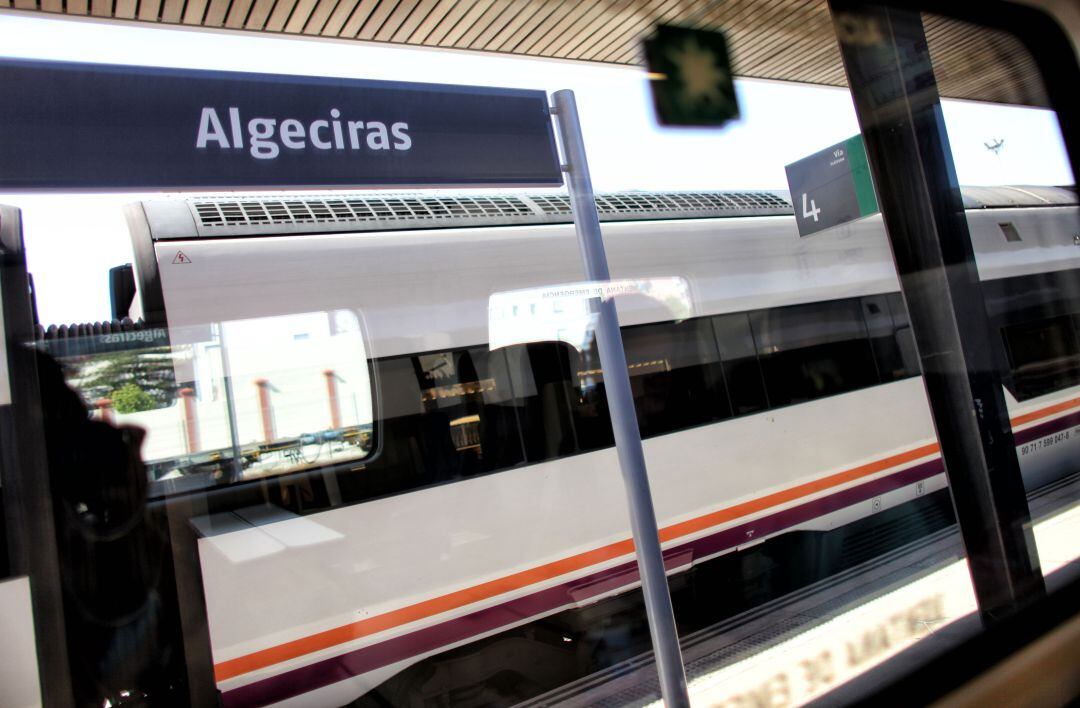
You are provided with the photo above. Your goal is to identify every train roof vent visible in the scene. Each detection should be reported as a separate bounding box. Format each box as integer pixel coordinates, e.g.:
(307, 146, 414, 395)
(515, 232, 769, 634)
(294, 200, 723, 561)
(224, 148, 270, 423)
(192, 195, 536, 229)
(150, 190, 794, 239)
(137, 185, 1074, 241)
(595, 191, 791, 214)
(527, 194, 573, 216)
(523, 192, 792, 218)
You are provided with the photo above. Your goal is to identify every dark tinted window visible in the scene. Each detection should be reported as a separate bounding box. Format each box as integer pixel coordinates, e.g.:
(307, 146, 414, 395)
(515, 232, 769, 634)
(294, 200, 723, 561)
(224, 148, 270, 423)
(983, 269, 1080, 401)
(507, 340, 614, 460)
(567, 337, 618, 452)
(751, 299, 879, 407)
(622, 319, 731, 437)
(712, 312, 769, 415)
(863, 293, 921, 382)
(411, 346, 526, 476)
(338, 346, 526, 503)
(886, 292, 921, 379)
(1002, 313, 1080, 400)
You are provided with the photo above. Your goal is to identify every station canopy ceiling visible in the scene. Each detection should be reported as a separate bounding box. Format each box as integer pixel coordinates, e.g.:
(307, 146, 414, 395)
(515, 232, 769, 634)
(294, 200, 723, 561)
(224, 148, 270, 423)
(1, 0, 1048, 107)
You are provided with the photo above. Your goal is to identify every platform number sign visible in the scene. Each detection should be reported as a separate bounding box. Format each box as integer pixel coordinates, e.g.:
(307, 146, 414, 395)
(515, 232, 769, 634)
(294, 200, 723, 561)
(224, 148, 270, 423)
(785, 135, 879, 238)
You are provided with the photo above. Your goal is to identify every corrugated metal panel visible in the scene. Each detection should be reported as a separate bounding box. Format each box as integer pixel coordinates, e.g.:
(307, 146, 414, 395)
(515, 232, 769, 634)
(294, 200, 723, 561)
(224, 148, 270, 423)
(159, 0, 183, 23)
(243, 0, 276, 30)
(388, 0, 441, 42)
(265, 0, 300, 32)
(183, 0, 210, 24)
(203, 0, 231, 25)
(1, 0, 1051, 107)
(115, 0, 136, 18)
(283, 0, 318, 32)
(138, 0, 161, 22)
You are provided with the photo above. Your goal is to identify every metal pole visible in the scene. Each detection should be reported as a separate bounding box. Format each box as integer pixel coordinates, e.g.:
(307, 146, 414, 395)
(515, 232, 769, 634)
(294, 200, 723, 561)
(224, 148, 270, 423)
(551, 89, 690, 707)
(827, 2, 1045, 621)
(215, 323, 245, 482)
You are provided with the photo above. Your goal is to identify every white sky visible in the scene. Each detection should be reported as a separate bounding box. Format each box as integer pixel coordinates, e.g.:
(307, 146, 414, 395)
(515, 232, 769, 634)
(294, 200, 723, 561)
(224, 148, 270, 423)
(0, 11, 1074, 325)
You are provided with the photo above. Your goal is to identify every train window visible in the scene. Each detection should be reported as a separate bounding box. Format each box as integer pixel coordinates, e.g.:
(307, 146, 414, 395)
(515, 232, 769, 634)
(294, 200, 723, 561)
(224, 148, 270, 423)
(338, 356, 436, 499)
(1001, 313, 1080, 400)
(982, 271, 1080, 401)
(45, 312, 376, 497)
(358, 345, 527, 494)
(886, 292, 921, 379)
(509, 340, 614, 459)
(999, 222, 1022, 242)
(621, 319, 731, 437)
(570, 335, 621, 452)
(751, 298, 879, 407)
(712, 312, 769, 415)
(863, 294, 921, 383)
(415, 346, 526, 474)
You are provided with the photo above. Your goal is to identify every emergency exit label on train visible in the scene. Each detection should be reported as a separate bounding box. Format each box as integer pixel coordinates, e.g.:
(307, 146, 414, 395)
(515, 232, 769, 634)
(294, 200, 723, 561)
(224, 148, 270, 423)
(785, 135, 879, 237)
(0, 58, 562, 190)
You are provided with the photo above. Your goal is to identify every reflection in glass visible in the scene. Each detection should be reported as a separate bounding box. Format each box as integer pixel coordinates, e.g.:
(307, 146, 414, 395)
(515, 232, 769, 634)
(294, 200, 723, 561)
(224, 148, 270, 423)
(40, 310, 374, 496)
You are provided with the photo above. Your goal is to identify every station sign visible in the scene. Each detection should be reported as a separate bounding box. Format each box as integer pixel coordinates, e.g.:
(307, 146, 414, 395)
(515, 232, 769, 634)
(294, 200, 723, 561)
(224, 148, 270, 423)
(0, 59, 562, 190)
(785, 134, 879, 237)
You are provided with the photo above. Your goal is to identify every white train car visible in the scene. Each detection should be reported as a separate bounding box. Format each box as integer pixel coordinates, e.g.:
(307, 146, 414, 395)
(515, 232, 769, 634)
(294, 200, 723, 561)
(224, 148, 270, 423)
(115, 186, 1079, 706)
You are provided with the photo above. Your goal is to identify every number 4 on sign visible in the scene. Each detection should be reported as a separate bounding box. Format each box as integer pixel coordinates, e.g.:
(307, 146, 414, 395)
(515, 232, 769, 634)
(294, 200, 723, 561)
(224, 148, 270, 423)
(802, 193, 821, 222)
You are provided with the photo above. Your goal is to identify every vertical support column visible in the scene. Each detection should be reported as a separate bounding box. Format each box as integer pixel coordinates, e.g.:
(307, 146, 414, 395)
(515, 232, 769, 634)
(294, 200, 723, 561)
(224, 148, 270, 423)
(0, 205, 74, 705)
(827, 2, 1044, 621)
(551, 89, 690, 707)
(254, 379, 275, 442)
(324, 369, 342, 430)
(178, 387, 200, 453)
(215, 324, 245, 482)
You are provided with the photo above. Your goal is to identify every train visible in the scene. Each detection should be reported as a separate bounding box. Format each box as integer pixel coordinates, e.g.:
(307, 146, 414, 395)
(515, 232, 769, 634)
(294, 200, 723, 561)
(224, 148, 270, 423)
(42, 184, 1080, 706)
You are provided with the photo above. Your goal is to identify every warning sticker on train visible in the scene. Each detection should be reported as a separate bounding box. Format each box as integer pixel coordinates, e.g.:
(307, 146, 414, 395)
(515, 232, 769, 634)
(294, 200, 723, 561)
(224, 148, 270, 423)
(785, 135, 880, 237)
(172, 251, 192, 264)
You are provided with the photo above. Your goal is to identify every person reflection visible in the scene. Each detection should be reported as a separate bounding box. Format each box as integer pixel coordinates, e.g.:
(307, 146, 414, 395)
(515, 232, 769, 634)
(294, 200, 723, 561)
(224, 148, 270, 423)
(36, 351, 181, 706)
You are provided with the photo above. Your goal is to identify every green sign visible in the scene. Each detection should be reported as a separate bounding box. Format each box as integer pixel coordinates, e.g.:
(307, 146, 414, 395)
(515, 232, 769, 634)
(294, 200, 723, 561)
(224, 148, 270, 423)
(785, 134, 879, 237)
(644, 25, 740, 127)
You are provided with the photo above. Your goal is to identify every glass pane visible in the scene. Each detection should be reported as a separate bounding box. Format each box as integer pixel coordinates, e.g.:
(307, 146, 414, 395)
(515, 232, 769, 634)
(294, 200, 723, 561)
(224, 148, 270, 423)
(929, 11, 1080, 579)
(1, 3, 1075, 707)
